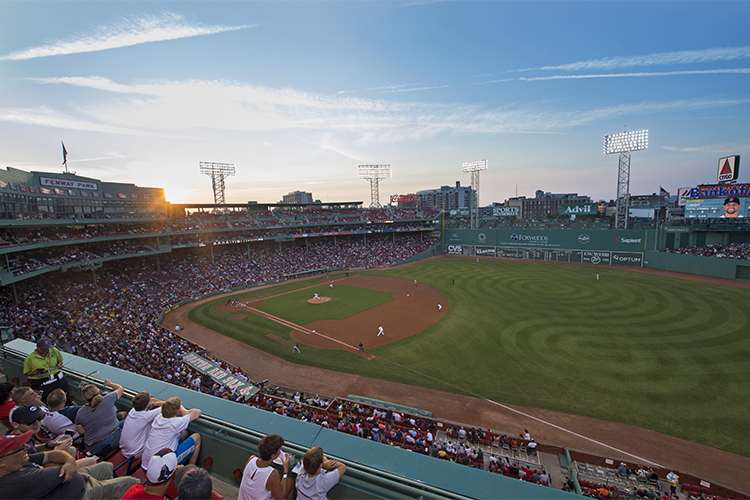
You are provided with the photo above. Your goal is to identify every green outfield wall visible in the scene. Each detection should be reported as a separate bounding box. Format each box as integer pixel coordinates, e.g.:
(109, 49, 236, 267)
(644, 250, 750, 281)
(443, 229, 653, 267)
(440, 228, 750, 280)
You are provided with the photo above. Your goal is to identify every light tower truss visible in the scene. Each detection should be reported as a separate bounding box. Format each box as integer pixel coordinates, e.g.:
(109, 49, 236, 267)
(199, 162, 235, 207)
(462, 159, 488, 229)
(603, 130, 648, 230)
(358, 165, 392, 208)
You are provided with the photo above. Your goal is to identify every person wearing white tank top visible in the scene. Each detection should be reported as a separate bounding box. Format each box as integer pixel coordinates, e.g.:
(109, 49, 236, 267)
(238, 434, 293, 500)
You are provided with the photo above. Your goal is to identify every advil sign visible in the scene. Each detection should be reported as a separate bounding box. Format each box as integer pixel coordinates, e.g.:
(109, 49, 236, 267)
(558, 203, 598, 215)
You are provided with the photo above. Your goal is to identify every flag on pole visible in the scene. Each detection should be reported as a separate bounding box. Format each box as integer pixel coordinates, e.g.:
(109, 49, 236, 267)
(62, 141, 68, 166)
(659, 186, 670, 198)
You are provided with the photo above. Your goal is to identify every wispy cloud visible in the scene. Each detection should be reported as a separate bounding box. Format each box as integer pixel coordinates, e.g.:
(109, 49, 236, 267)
(382, 85, 450, 93)
(662, 143, 750, 153)
(8, 76, 750, 142)
(0, 12, 255, 61)
(518, 68, 750, 81)
(514, 46, 750, 73)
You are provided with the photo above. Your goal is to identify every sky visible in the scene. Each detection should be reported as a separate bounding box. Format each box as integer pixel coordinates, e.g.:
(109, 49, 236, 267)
(1, 1, 749, 206)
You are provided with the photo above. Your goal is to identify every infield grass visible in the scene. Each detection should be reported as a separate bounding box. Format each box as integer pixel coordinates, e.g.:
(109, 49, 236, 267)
(189, 259, 750, 458)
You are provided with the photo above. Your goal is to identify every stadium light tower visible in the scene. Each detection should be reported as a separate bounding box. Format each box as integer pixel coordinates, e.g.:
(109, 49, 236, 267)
(462, 159, 488, 229)
(358, 165, 391, 208)
(604, 130, 648, 229)
(200, 162, 235, 206)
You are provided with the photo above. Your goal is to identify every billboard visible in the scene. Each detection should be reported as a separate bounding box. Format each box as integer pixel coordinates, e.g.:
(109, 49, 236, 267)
(558, 203, 599, 216)
(492, 206, 520, 217)
(717, 155, 740, 183)
(684, 197, 749, 219)
(448, 208, 471, 218)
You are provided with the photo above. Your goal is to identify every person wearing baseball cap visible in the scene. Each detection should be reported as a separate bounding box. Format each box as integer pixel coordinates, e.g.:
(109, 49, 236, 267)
(722, 197, 743, 218)
(121, 448, 178, 499)
(0, 429, 139, 499)
(23, 337, 70, 401)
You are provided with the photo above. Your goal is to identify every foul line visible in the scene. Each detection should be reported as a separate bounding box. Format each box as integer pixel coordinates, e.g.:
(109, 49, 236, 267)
(375, 355, 664, 468)
(234, 277, 360, 352)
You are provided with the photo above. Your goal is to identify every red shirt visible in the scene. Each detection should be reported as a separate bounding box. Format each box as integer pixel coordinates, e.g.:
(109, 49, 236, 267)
(121, 484, 163, 499)
(0, 401, 15, 430)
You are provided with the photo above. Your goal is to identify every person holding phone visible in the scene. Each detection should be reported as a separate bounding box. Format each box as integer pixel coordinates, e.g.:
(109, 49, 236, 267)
(238, 434, 293, 500)
(41, 388, 82, 442)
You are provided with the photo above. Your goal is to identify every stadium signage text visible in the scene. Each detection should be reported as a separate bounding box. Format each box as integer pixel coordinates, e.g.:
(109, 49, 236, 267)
(687, 184, 749, 199)
(40, 177, 98, 190)
(558, 203, 598, 215)
(492, 206, 519, 217)
(389, 193, 418, 203)
(182, 352, 256, 397)
(447, 245, 463, 254)
(615, 237, 642, 244)
(449, 208, 471, 218)
(510, 234, 549, 242)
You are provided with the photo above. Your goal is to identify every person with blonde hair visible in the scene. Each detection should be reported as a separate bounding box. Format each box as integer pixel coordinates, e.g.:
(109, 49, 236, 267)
(141, 396, 202, 473)
(74, 379, 125, 456)
(238, 434, 293, 500)
(295, 446, 346, 500)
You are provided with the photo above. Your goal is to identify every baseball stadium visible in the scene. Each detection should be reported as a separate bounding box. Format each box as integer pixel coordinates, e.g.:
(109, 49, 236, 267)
(1, 166, 749, 499)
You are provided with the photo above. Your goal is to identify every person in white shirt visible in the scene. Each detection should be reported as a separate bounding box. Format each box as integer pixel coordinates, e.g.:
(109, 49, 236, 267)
(238, 434, 292, 500)
(140, 397, 201, 472)
(119, 391, 163, 458)
(295, 447, 346, 500)
(40, 388, 81, 441)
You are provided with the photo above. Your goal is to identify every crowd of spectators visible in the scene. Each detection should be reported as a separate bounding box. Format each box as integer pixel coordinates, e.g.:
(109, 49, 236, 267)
(663, 242, 750, 260)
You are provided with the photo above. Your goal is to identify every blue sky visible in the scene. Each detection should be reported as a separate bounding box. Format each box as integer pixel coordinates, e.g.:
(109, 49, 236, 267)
(1, 1, 748, 205)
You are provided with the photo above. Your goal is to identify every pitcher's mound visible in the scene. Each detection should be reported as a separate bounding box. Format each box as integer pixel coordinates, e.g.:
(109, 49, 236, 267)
(307, 297, 332, 304)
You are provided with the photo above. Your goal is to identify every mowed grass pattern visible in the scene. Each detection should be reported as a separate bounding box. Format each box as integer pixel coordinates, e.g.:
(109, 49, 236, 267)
(190, 259, 750, 457)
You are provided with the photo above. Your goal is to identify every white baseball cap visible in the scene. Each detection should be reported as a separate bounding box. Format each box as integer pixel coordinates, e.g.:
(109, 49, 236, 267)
(147, 449, 178, 484)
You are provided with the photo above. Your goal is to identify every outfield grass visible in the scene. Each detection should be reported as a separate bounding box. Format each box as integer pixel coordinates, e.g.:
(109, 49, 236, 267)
(189, 260, 750, 458)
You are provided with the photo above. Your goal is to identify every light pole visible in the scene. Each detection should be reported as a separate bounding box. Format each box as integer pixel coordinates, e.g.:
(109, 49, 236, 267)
(358, 165, 392, 208)
(604, 130, 648, 229)
(200, 162, 235, 207)
(462, 160, 488, 229)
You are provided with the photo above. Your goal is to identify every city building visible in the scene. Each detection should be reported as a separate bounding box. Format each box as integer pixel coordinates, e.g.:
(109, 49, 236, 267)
(417, 181, 473, 211)
(281, 190, 314, 204)
(505, 190, 591, 221)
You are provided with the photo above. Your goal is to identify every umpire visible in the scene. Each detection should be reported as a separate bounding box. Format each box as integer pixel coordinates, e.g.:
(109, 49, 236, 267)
(23, 338, 70, 401)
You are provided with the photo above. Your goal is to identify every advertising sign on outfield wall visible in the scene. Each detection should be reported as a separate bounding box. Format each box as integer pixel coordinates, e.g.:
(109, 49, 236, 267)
(446, 229, 651, 251)
(475, 246, 497, 257)
(448, 208, 471, 218)
(486, 247, 644, 267)
(492, 206, 520, 217)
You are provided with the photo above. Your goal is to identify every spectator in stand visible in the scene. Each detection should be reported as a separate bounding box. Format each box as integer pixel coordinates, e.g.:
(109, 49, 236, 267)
(121, 448, 178, 499)
(13, 386, 44, 408)
(141, 397, 202, 473)
(175, 464, 213, 500)
(0, 382, 15, 430)
(119, 391, 164, 459)
(238, 433, 293, 500)
(75, 379, 126, 457)
(295, 446, 346, 500)
(23, 338, 69, 401)
(0, 430, 139, 499)
(41, 388, 81, 441)
(8, 404, 74, 454)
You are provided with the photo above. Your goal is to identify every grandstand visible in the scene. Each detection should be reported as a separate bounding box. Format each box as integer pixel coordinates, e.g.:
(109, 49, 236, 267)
(1, 167, 749, 499)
